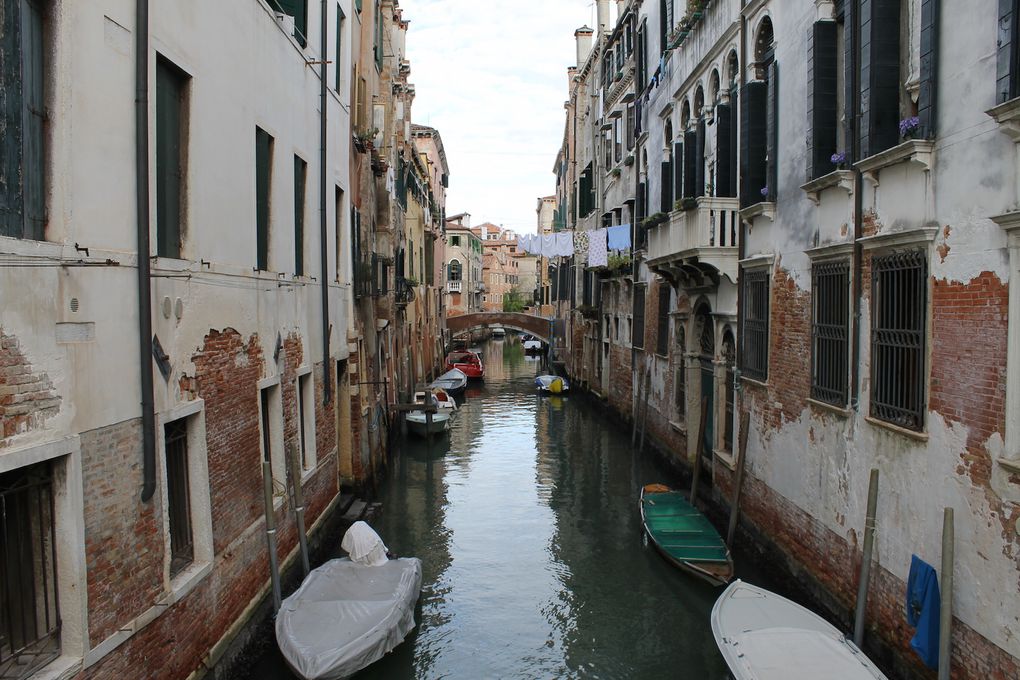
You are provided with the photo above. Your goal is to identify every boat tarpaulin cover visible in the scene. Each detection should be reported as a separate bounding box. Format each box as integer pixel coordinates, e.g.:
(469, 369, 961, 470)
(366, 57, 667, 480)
(906, 554, 941, 668)
(276, 556, 422, 679)
(342, 520, 389, 566)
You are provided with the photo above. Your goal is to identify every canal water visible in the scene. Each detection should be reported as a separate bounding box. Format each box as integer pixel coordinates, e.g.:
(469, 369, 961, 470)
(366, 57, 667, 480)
(253, 338, 775, 679)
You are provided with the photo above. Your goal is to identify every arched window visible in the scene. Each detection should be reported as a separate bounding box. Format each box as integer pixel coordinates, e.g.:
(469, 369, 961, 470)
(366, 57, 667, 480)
(709, 69, 721, 104)
(680, 99, 692, 131)
(694, 87, 705, 119)
(727, 50, 739, 88)
(664, 119, 674, 152)
(448, 259, 462, 281)
(754, 17, 775, 77)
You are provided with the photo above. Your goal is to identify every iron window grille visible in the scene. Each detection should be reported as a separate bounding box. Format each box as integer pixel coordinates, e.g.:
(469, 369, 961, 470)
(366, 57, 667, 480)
(164, 420, 194, 578)
(870, 250, 928, 431)
(0, 462, 60, 679)
(811, 260, 850, 406)
(741, 269, 770, 381)
(675, 325, 687, 421)
(723, 333, 736, 452)
(656, 285, 671, 356)
(632, 284, 646, 349)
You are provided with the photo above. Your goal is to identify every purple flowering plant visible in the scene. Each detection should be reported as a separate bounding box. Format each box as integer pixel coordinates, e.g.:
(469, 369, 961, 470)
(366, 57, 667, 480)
(760, 186, 769, 198)
(899, 116, 920, 137)
(831, 152, 847, 166)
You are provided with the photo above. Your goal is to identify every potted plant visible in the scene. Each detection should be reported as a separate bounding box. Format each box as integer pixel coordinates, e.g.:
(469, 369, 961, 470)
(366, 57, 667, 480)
(607, 253, 632, 274)
(624, 154, 635, 166)
(611, 167, 622, 179)
(899, 116, 920, 139)
(830, 151, 848, 169)
(615, 69, 623, 82)
(576, 303, 598, 319)
(760, 186, 770, 201)
(641, 212, 669, 230)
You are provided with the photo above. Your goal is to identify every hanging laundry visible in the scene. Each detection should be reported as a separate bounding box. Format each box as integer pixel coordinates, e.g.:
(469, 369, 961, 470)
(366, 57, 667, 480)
(540, 234, 557, 258)
(906, 555, 941, 669)
(607, 224, 631, 251)
(588, 228, 608, 267)
(517, 236, 527, 254)
(554, 232, 574, 257)
(573, 231, 590, 261)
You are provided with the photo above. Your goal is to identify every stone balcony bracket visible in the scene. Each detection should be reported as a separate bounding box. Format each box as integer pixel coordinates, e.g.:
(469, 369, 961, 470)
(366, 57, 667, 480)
(987, 97, 1020, 143)
(853, 139, 935, 186)
(800, 169, 855, 206)
(739, 201, 776, 228)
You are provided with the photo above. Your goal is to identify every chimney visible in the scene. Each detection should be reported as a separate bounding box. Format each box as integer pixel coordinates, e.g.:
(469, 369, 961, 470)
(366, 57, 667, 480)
(596, 0, 610, 35)
(574, 26, 594, 67)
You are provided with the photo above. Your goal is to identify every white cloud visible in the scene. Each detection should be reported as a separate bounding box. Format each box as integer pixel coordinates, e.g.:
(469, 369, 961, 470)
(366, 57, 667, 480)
(399, 0, 597, 233)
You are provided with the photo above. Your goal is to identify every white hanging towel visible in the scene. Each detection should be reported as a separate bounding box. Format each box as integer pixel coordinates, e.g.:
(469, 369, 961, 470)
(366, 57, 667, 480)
(540, 234, 557, 258)
(555, 232, 575, 257)
(588, 228, 609, 267)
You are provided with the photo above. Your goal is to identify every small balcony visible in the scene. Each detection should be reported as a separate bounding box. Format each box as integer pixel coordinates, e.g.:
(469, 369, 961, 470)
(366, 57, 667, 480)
(446, 280, 463, 293)
(646, 196, 741, 286)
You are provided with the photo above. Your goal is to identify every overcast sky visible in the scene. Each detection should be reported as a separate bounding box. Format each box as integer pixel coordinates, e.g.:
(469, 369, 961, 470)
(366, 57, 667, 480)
(399, 0, 598, 234)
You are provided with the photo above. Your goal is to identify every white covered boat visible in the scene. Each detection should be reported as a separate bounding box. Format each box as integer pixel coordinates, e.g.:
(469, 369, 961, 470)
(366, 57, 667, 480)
(429, 368, 467, 395)
(276, 522, 422, 679)
(535, 374, 569, 393)
(711, 580, 888, 680)
(406, 390, 452, 437)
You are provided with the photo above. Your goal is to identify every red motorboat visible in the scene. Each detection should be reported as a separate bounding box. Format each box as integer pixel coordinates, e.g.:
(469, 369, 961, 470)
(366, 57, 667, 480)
(445, 350, 484, 379)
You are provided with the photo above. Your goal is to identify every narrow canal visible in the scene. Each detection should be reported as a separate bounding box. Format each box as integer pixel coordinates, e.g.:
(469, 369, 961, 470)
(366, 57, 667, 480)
(254, 338, 778, 679)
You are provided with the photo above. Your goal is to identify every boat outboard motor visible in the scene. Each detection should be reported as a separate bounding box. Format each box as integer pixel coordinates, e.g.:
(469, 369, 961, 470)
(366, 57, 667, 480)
(341, 521, 390, 567)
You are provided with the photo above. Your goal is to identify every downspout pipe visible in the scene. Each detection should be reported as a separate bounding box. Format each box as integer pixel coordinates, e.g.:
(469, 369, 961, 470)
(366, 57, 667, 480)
(735, 1, 747, 404)
(320, 0, 332, 404)
(137, 0, 156, 502)
(850, 0, 863, 410)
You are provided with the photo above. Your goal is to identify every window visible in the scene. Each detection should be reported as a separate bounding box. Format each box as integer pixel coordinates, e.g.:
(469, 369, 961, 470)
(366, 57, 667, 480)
(294, 156, 307, 275)
(633, 284, 646, 349)
(164, 419, 194, 577)
(255, 127, 274, 271)
(741, 268, 770, 381)
(870, 250, 927, 431)
(675, 325, 687, 421)
(722, 332, 736, 452)
(659, 0, 672, 55)
(259, 383, 285, 485)
(626, 103, 636, 151)
(656, 284, 671, 355)
(272, 0, 307, 46)
(451, 235, 461, 247)
(297, 372, 316, 470)
(807, 18, 842, 179)
(335, 4, 345, 92)
(812, 260, 850, 405)
(374, 1, 384, 70)
(156, 57, 188, 259)
(0, 462, 59, 678)
(1, 0, 46, 240)
(740, 18, 776, 206)
(614, 119, 623, 163)
(999, 1, 1020, 103)
(335, 186, 344, 281)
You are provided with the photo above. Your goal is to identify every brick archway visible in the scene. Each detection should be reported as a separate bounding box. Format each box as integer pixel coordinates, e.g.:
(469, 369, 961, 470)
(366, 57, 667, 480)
(446, 312, 554, 344)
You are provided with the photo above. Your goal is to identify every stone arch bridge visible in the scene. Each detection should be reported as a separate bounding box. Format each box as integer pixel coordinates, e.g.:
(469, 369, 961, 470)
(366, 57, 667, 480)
(446, 312, 556, 344)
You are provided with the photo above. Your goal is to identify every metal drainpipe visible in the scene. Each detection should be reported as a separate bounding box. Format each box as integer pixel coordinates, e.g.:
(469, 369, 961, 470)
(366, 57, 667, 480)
(735, 2, 747, 408)
(137, 0, 156, 503)
(850, 0, 863, 410)
(319, 0, 332, 404)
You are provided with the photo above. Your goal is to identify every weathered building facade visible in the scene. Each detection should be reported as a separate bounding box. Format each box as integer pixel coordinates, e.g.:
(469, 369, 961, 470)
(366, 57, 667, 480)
(552, 0, 1020, 677)
(443, 217, 484, 317)
(0, 0, 443, 677)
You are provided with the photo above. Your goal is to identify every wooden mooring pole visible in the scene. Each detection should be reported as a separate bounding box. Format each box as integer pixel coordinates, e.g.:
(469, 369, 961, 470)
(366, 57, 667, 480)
(690, 397, 708, 505)
(853, 468, 880, 648)
(938, 507, 954, 680)
(288, 446, 311, 577)
(726, 411, 751, 547)
(262, 460, 282, 613)
(638, 364, 651, 454)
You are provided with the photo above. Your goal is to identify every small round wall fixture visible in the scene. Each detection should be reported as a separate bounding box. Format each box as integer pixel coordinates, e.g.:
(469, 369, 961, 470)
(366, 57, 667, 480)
(162, 296, 172, 319)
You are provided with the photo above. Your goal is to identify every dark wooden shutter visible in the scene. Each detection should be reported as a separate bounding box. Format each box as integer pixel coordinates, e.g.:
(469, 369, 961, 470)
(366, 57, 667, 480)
(22, 0, 44, 240)
(808, 22, 839, 180)
(293, 155, 307, 275)
(0, 0, 24, 237)
(660, 160, 673, 213)
(917, 0, 939, 137)
(683, 131, 697, 199)
(765, 62, 779, 202)
(637, 23, 646, 90)
(740, 81, 768, 208)
(860, 0, 901, 158)
(156, 58, 185, 259)
(728, 87, 739, 197)
(998, 0, 1018, 104)
(633, 284, 646, 349)
(335, 4, 344, 91)
(844, 1, 856, 156)
(715, 103, 733, 197)
(695, 119, 706, 197)
(256, 128, 273, 270)
(659, 0, 668, 56)
(672, 142, 683, 204)
(636, 181, 647, 248)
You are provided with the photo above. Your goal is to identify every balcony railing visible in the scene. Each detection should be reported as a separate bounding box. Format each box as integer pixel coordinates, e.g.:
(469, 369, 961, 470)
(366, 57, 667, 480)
(646, 196, 741, 284)
(447, 280, 463, 293)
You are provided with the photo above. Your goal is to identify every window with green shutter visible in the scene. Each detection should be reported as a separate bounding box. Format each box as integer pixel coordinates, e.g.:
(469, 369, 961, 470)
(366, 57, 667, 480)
(156, 56, 188, 259)
(375, 2, 384, 70)
(293, 155, 307, 275)
(256, 127, 274, 271)
(335, 4, 345, 92)
(1, 0, 46, 240)
(270, 0, 308, 47)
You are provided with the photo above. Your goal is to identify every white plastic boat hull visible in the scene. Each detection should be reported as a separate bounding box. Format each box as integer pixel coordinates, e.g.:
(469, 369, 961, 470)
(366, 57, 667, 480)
(406, 411, 450, 436)
(711, 580, 888, 680)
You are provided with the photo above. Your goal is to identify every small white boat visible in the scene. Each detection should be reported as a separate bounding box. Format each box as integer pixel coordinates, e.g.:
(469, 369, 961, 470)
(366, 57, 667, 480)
(491, 326, 506, 337)
(522, 337, 543, 354)
(429, 368, 467, 395)
(276, 522, 422, 679)
(712, 580, 888, 680)
(406, 390, 452, 437)
(535, 374, 569, 393)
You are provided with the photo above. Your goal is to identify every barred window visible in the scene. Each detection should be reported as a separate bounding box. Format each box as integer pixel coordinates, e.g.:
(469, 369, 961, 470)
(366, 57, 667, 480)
(165, 420, 194, 577)
(741, 269, 770, 381)
(811, 260, 850, 405)
(656, 284, 671, 355)
(871, 250, 928, 431)
(633, 284, 646, 349)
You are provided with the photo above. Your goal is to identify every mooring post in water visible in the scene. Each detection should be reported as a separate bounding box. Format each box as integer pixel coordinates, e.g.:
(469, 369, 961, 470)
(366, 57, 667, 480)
(638, 365, 651, 454)
(853, 468, 880, 648)
(726, 411, 751, 547)
(288, 445, 310, 578)
(690, 396, 708, 505)
(262, 460, 282, 612)
(632, 360, 641, 445)
(938, 507, 954, 680)
(426, 408, 434, 453)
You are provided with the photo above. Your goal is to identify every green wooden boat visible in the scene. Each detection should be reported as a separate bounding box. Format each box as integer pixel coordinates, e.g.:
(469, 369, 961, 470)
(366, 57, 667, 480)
(640, 484, 734, 586)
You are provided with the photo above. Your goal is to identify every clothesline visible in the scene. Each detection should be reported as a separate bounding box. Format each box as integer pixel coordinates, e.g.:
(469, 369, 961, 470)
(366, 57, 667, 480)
(515, 225, 631, 267)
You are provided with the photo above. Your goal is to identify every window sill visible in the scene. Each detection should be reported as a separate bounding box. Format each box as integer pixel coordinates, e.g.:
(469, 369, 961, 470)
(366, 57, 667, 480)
(854, 139, 935, 186)
(669, 419, 687, 434)
(801, 169, 855, 205)
(864, 415, 929, 442)
(997, 457, 1020, 476)
(740, 375, 769, 390)
(986, 96, 1020, 143)
(715, 449, 736, 471)
(807, 397, 851, 418)
(30, 655, 82, 680)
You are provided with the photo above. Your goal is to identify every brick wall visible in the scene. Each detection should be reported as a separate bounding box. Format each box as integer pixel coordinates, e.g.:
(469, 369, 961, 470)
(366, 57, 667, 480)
(0, 329, 61, 444)
(81, 418, 164, 644)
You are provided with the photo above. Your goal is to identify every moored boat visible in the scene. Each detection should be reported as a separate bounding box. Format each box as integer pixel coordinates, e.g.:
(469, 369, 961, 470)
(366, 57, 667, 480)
(535, 374, 569, 393)
(491, 326, 506, 337)
(445, 350, 484, 379)
(429, 368, 468, 395)
(711, 580, 888, 680)
(522, 335, 543, 354)
(640, 483, 734, 586)
(406, 390, 452, 437)
(275, 522, 422, 680)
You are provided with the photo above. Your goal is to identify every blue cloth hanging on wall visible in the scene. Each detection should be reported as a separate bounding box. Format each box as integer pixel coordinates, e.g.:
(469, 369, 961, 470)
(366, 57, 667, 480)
(906, 554, 941, 669)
